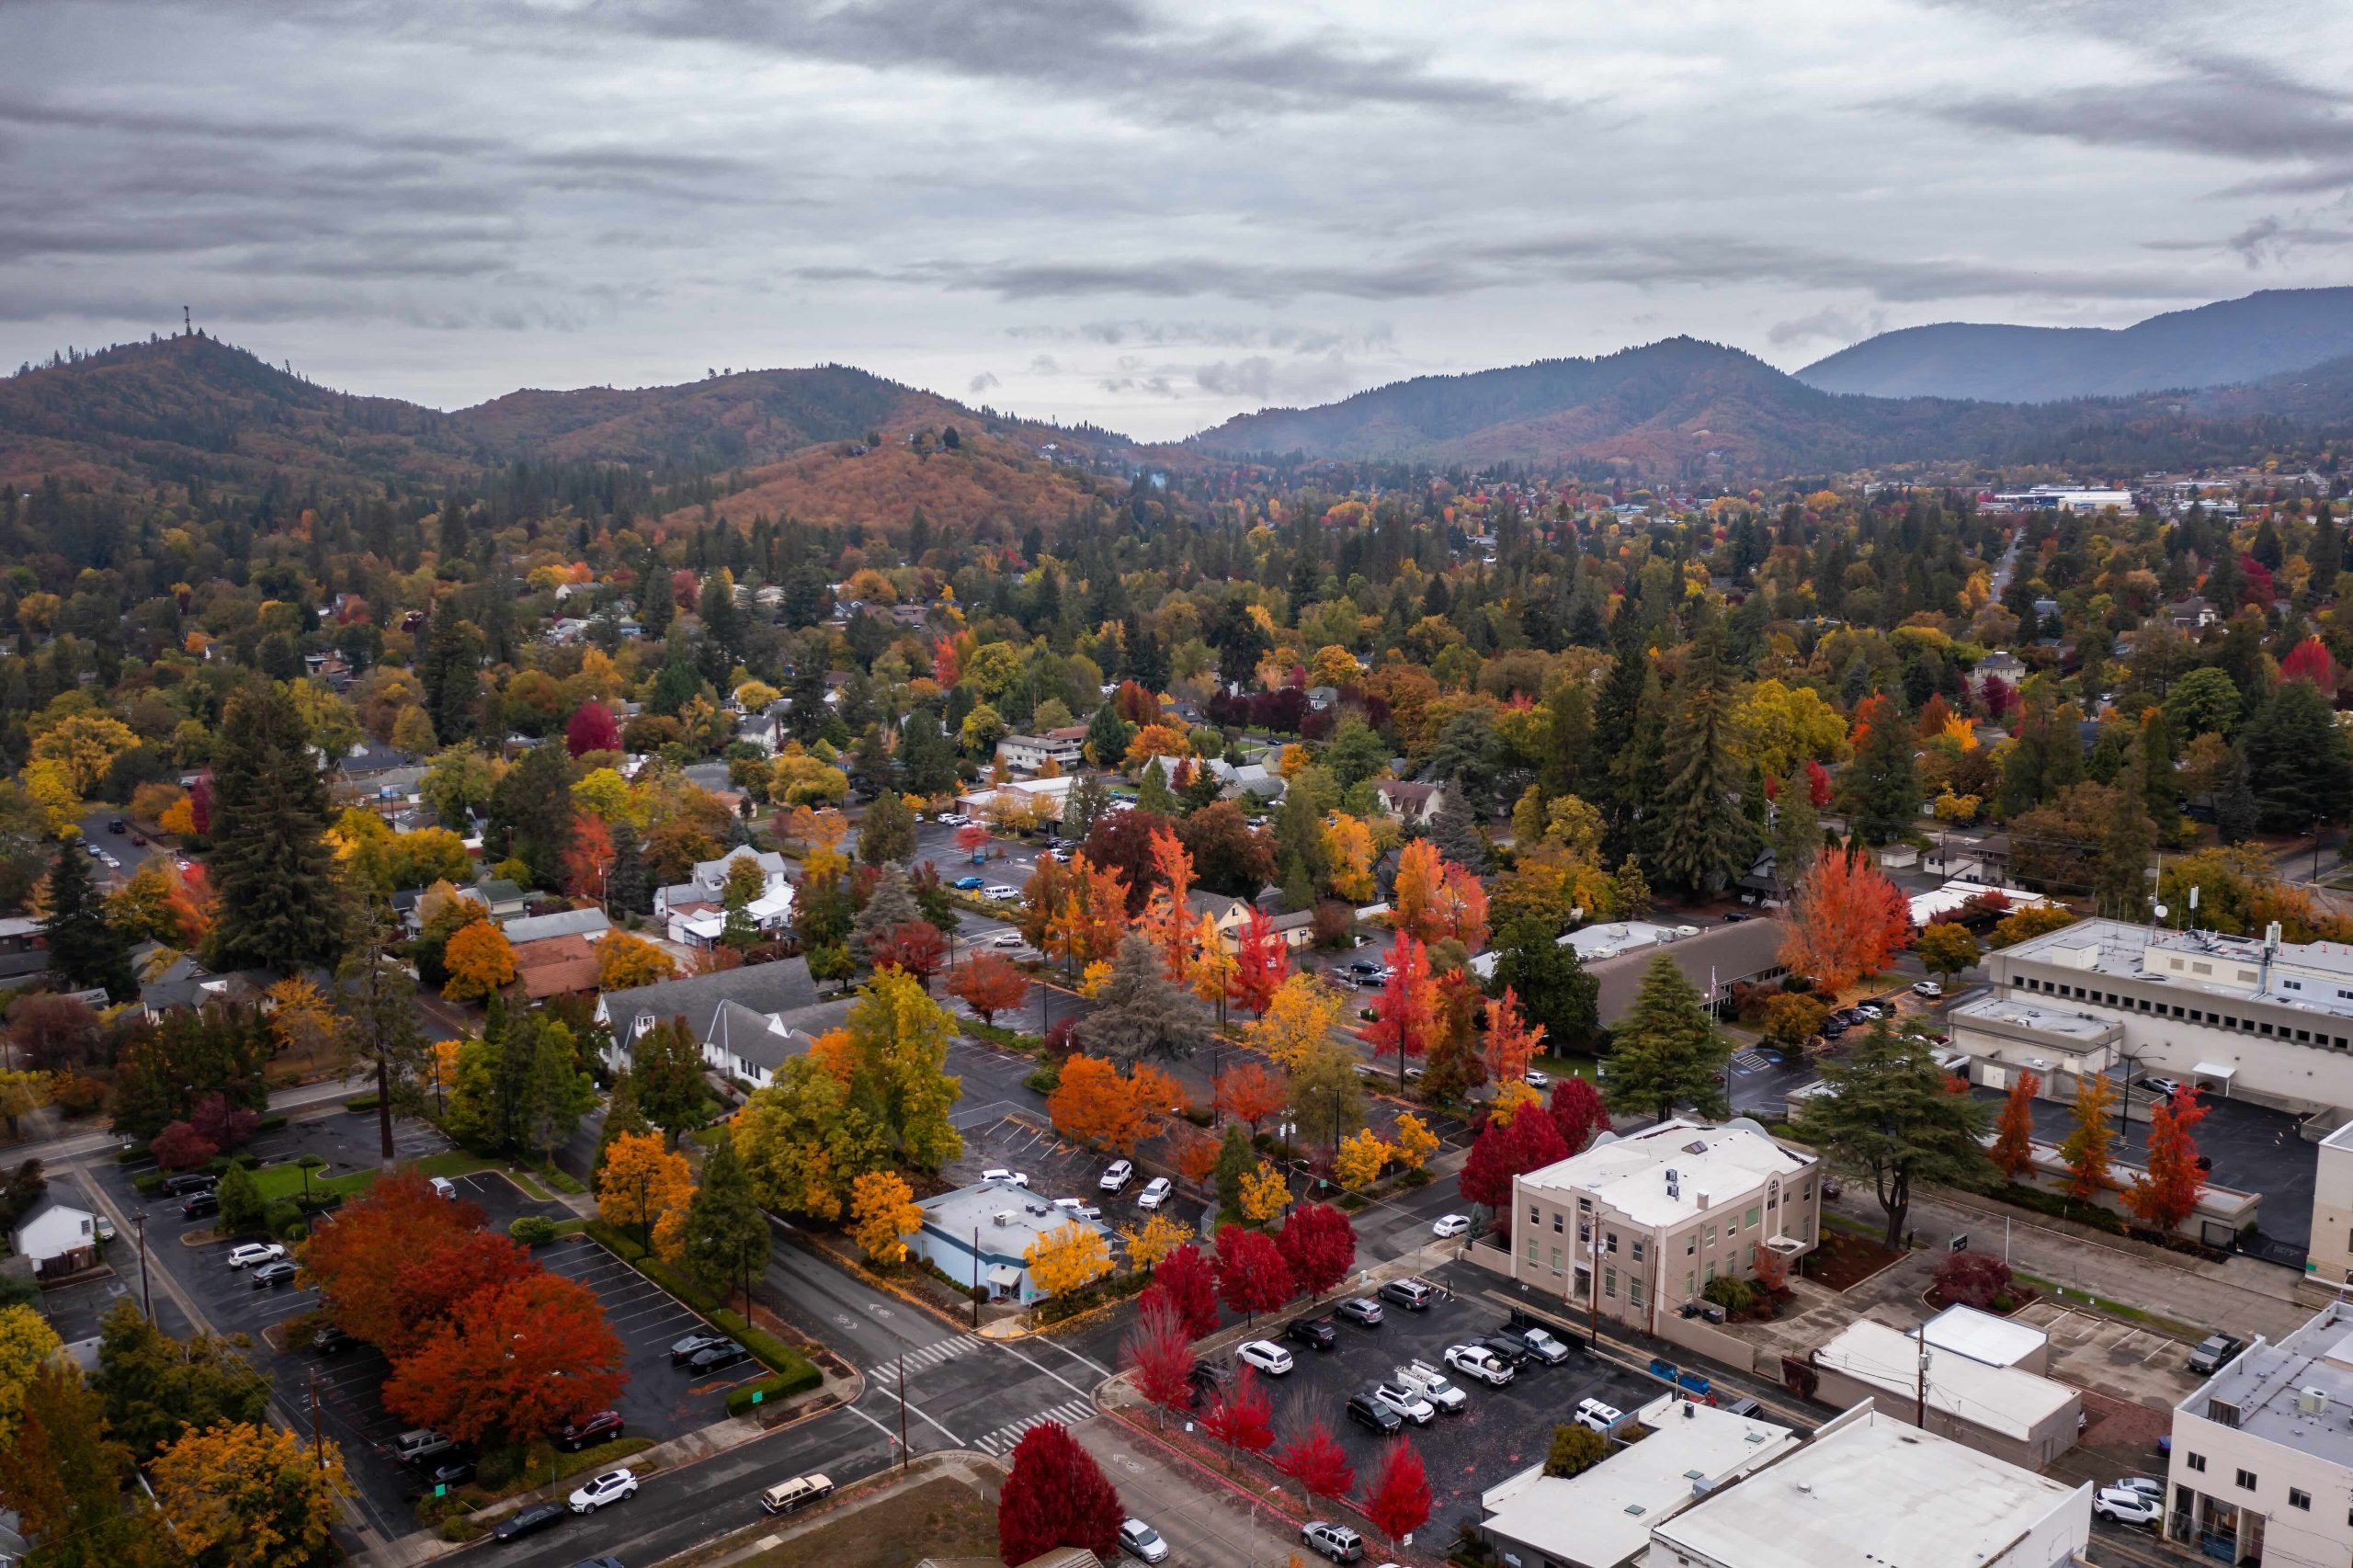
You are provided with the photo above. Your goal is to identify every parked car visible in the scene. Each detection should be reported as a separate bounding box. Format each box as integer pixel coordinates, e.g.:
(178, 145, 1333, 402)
(984, 885, 1019, 901)
(1099, 1160, 1134, 1193)
(671, 1332, 730, 1365)
(1393, 1359, 1467, 1414)
(1236, 1340, 1294, 1376)
(2188, 1334, 2245, 1374)
(560, 1410, 624, 1451)
(1479, 1335, 1533, 1369)
(1574, 1397, 1623, 1433)
(1186, 1362, 1229, 1408)
(1431, 1214, 1471, 1239)
(107, 819, 125, 834)
(1302, 1522, 1365, 1563)
(1051, 1197, 1103, 1221)
(422, 1456, 476, 1489)
(1345, 1392, 1404, 1435)
(1284, 1316, 1337, 1353)
(1334, 1297, 1382, 1327)
(991, 932, 1024, 948)
(493, 1502, 567, 1542)
(164, 1173, 219, 1197)
(1911, 980, 1943, 998)
(2140, 1075, 2184, 1099)
(951, 875, 986, 891)
(1380, 1277, 1435, 1310)
(391, 1428, 453, 1466)
(760, 1473, 834, 1514)
(250, 1259, 299, 1290)
(1443, 1343, 1514, 1386)
(1500, 1324, 1572, 1364)
(981, 1168, 1029, 1187)
(313, 1324, 355, 1354)
(567, 1468, 638, 1514)
(2112, 1477, 2164, 1502)
(180, 1192, 220, 1219)
(2094, 1486, 2162, 1528)
(226, 1243, 286, 1269)
(1821, 1017, 1847, 1040)
(1523, 1068, 1552, 1089)
(1137, 1176, 1173, 1210)
(1369, 1380, 1435, 1426)
(1119, 1518, 1171, 1563)
(685, 1340, 750, 1374)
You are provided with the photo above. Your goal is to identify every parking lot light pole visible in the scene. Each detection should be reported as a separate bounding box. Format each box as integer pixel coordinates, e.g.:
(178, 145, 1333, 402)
(136, 1211, 151, 1322)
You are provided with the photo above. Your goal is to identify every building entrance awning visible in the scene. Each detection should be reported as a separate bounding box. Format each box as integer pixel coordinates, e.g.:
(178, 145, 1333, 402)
(2190, 1062, 2237, 1095)
(985, 1264, 1021, 1288)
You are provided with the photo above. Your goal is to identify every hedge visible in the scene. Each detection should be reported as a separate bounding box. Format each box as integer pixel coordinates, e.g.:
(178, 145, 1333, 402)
(346, 1093, 381, 1113)
(1032, 1267, 1149, 1326)
(581, 1221, 821, 1399)
(509, 1215, 559, 1246)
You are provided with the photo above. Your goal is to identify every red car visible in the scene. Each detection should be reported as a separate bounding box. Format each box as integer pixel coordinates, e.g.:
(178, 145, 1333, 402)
(560, 1410, 625, 1451)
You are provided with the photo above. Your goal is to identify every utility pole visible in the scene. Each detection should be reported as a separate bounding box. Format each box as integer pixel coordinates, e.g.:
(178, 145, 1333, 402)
(1915, 1337, 1929, 1431)
(136, 1211, 152, 1322)
(971, 1227, 981, 1330)
(309, 1367, 324, 1465)
(896, 1349, 908, 1471)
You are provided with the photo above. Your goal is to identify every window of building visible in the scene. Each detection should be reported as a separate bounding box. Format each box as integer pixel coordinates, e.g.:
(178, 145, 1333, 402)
(1578, 1197, 1592, 1211)
(1529, 1205, 1540, 1227)
(2185, 1453, 2206, 1472)
(1604, 1267, 1616, 1299)
(2290, 1489, 2311, 1511)
(2283, 979, 2303, 991)
(1631, 1278, 1644, 1307)
(1551, 1246, 1562, 1273)
(1745, 1243, 1756, 1267)
(1745, 1205, 1760, 1229)
(2235, 1469, 2257, 1491)
(1631, 1239, 1645, 1262)
(1606, 1232, 1619, 1255)
(1686, 1234, 1696, 1256)
(1703, 1261, 1716, 1284)
(1552, 1211, 1563, 1233)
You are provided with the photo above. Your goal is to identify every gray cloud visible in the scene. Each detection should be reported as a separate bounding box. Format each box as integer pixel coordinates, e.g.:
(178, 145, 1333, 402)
(967, 370, 1000, 392)
(1768, 306, 1886, 348)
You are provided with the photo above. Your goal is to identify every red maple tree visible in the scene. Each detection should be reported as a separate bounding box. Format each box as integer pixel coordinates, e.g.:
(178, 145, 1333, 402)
(947, 951, 1029, 1025)
(1548, 1077, 1612, 1157)
(1358, 930, 1437, 1088)
(2126, 1085, 2211, 1232)
(1276, 1202, 1357, 1299)
(997, 1421, 1124, 1564)
(1149, 1244, 1221, 1340)
(1481, 985, 1546, 1084)
(391, 1231, 538, 1346)
(1212, 1061, 1290, 1136)
(1779, 844, 1913, 993)
(1460, 1099, 1570, 1216)
(1212, 1222, 1296, 1324)
(566, 700, 620, 757)
(149, 1121, 217, 1171)
(1362, 1437, 1433, 1541)
(1273, 1413, 1355, 1500)
(2283, 635, 2340, 692)
(302, 1170, 487, 1352)
(1199, 1363, 1274, 1471)
(954, 823, 992, 861)
(874, 920, 949, 984)
(1228, 907, 1293, 1017)
(563, 812, 615, 901)
(1803, 756, 1834, 807)
(1119, 1297, 1196, 1426)
(381, 1270, 626, 1446)
(1988, 1069, 2040, 1180)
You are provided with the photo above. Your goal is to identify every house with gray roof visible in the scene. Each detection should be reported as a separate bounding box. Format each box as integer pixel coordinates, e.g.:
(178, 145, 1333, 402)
(593, 956, 847, 1084)
(500, 906, 612, 944)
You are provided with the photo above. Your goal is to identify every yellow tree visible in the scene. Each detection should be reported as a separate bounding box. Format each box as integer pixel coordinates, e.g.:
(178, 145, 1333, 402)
(441, 919, 517, 1001)
(1239, 1161, 1289, 1223)
(1025, 1221, 1112, 1297)
(1119, 1212, 1196, 1272)
(0, 1301, 62, 1444)
(1391, 1112, 1439, 1173)
(849, 1171, 924, 1266)
(1188, 912, 1233, 1006)
(597, 1131, 695, 1256)
(265, 977, 335, 1062)
(153, 1420, 352, 1568)
(597, 929, 676, 991)
(30, 712, 140, 796)
(1247, 973, 1346, 1070)
(1322, 813, 1377, 903)
(0, 1070, 52, 1141)
(1333, 1129, 1392, 1190)
(22, 759, 83, 837)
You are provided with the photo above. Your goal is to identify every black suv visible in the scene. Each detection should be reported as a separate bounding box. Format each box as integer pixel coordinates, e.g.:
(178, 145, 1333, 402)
(164, 1172, 219, 1197)
(1187, 1362, 1230, 1409)
(492, 1502, 566, 1542)
(1479, 1335, 1533, 1368)
(180, 1192, 220, 1220)
(312, 1324, 355, 1354)
(684, 1340, 750, 1374)
(1284, 1316, 1337, 1353)
(1345, 1392, 1404, 1435)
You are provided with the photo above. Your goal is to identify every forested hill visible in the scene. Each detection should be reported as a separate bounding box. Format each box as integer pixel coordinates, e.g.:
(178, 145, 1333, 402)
(0, 335, 1133, 509)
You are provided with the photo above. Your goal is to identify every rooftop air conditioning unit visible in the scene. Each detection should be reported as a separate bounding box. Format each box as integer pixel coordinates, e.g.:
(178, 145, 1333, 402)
(993, 1211, 1014, 1228)
(2299, 1386, 2331, 1416)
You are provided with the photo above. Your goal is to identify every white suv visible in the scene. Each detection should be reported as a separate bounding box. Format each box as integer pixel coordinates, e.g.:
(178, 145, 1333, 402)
(2094, 1486, 2161, 1528)
(1236, 1340, 1294, 1376)
(567, 1468, 638, 1513)
(1099, 1160, 1134, 1194)
(1369, 1380, 1435, 1426)
(226, 1243, 286, 1269)
(1574, 1397, 1623, 1433)
(1444, 1343, 1514, 1386)
(1137, 1176, 1173, 1210)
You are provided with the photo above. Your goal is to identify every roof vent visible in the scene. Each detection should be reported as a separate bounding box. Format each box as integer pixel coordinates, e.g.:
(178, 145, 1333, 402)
(1684, 1141, 1710, 1155)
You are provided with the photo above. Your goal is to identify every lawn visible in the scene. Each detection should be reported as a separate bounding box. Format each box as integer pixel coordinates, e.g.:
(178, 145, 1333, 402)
(249, 1163, 375, 1204)
(414, 1151, 559, 1201)
(734, 1475, 995, 1568)
(1530, 1052, 1603, 1085)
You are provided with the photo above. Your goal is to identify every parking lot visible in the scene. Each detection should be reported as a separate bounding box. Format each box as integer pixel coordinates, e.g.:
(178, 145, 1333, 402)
(1222, 1272, 1660, 1537)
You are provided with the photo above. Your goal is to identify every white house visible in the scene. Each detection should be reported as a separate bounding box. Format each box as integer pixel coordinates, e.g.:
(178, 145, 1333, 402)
(11, 1196, 101, 1278)
(995, 733, 1083, 774)
(654, 846, 791, 916)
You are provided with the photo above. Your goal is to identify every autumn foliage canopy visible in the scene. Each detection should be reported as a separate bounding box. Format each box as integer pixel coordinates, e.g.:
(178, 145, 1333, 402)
(1779, 845, 1913, 993)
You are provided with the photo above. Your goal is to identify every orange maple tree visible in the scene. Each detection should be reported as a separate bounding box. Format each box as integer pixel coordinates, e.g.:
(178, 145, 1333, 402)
(1778, 845, 1913, 993)
(1392, 840, 1446, 945)
(948, 952, 1030, 1025)
(301, 1171, 488, 1354)
(1481, 985, 1546, 1084)
(1988, 1069, 2040, 1179)
(1212, 1062, 1290, 1135)
(382, 1270, 627, 1447)
(563, 813, 614, 901)
(389, 1231, 539, 1351)
(1047, 853, 1130, 967)
(1048, 1055, 1184, 1154)
(2126, 1085, 2211, 1232)
(441, 919, 517, 1002)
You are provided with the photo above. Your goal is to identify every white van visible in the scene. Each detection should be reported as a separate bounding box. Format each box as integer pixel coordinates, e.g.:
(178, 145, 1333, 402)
(428, 1176, 458, 1199)
(761, 1473, 834, 1514)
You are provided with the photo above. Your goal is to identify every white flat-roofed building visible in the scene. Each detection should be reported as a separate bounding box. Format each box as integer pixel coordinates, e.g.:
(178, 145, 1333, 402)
(1645, 1400, 2091, 1568)
(2165, 1298, 2353, 1566)
(910, 1179, 1114, 1306)
(1509, 1119, 1820, 1331)
(1808, 1319, 2081, 1469)
(1991, 486, 2135, 513)
(1918, 1303, 2052, 1374)
(995, 733, 1082, 774)
(1948, 995, 2124, 1102)
(1977, 917, 2353, 1114)
(2311, 1120, 2353, 1286)
(1479, 1392, 1801, 1568)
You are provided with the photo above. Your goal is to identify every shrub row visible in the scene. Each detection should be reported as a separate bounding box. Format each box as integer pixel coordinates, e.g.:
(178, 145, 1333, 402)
(1032, 1266, 1149, 1326)
(346, 1093, 381, 1113)
(582, 1221, 822, 1401)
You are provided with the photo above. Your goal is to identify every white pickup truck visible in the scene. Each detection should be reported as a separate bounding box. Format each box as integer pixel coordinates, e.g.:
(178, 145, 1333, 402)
(1393, 1359, 1468, 1414)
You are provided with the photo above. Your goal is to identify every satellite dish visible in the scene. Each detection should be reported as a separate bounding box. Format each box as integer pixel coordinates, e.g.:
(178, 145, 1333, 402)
(2154, 904, 2169, 919)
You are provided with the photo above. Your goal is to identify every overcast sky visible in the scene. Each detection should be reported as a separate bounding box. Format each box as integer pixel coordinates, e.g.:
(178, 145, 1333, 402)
(6, 0, 2352, 440)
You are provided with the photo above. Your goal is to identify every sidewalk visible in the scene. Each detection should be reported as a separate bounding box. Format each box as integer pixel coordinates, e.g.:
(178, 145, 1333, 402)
(1074, 1415, 1315, 1568)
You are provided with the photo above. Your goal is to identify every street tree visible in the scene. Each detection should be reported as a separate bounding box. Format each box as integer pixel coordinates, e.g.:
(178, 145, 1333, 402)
(1791, 1022, 1989, 1248)
(997, 1422, 1124, 1564)
(1602, 954, 1730, 1123)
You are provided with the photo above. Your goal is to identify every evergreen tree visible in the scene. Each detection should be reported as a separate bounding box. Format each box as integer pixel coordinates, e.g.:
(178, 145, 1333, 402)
(417, 613, 482, 745)
(206, 683, 346, 971)
(1844, 696, 1921, 846)
(42, 844, 133, 1000)
(1601, 954, 1729, 1123)
(1429, 783, 1486, 871)
(488, 741, 574, 889)
(858, 787, 916, 866)
(1487, 915, 1599, 1049)
(2093, 752, 2157, 920)
(1791, 1021, 1990, 1249)
(850, 863, 923, 967)
(1651, 625, 1746, 896)
(1769, 772, 1821, 897)
(899, 709, 959, 797)
(2243, 676, 2353, 835)
(521, 1017, 595, 1160)
(679, 1129, 769, 1305)
(606, 818, 650, 915)
(1063, 773, 1110, 842)
(1136, 758, 1178, 815)
(2216, 743, 2259, 846)
(1076, 932, 1209, 1065)
(1083, 702, 1132, 770)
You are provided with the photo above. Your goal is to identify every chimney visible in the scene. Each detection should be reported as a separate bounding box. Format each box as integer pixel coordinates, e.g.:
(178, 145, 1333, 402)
(1697, 1192, 1711, 1211)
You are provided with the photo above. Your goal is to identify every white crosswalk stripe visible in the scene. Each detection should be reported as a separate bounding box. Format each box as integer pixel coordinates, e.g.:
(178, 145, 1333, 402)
(866, 1335, 988, 1382)
(972, 1397, 1097, 1457)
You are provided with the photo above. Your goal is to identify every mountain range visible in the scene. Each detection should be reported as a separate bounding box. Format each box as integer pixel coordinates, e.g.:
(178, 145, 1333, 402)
(11, 286, 2353, 503)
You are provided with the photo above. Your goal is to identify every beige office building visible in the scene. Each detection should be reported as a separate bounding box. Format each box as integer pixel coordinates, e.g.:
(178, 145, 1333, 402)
(1508, 1118, 1821, 1330)
(2166, 1298, 2353, 1566)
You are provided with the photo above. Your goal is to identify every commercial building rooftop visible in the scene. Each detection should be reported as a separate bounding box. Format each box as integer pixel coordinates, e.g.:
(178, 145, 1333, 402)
(1650, 1403, 2088, 1568)
(918, 1179, 1112, 1258)
(1813, 1320, 2075, 1441)
(1917, 1304, 2050, 1369)
(1479, 1393, 1799, 1568)
(1518, 1118, 1813, 1229)
(1998, 916, 2353, 1023)
(1949, 996, 2123, 1043)
(2189, 1298, 2353, 1469)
